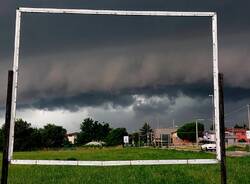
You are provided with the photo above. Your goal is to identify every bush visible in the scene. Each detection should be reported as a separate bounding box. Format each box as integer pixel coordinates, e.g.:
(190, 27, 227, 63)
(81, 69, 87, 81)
(245, 145, 250, 152)
(238, 139, 246, 143)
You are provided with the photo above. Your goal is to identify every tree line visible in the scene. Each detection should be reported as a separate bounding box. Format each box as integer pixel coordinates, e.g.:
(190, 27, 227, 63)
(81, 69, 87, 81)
(0, 119, 67, 151)
(0, 118, 130, 151)
(0, 118, 208, 151)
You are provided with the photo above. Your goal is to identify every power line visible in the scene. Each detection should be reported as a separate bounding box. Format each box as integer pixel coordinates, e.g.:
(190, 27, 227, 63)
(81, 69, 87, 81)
(224, 105, 247, 117)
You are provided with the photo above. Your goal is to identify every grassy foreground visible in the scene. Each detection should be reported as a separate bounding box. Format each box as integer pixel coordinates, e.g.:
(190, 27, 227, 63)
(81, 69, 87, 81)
(1, 147, 249, 184)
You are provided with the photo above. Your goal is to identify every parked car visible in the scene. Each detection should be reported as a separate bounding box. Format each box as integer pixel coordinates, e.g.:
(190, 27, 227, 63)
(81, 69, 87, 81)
(201, 142, 216, 151)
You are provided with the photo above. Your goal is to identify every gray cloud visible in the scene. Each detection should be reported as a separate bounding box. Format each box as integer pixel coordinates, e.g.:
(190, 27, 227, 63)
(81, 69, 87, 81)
(1, 0, 250, 131)
(1, 37, 212, 106)
(1, 34, 249, 110)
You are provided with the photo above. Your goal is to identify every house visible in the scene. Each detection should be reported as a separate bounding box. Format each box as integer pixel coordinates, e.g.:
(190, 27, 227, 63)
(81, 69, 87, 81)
(226, 128, 248, 142)
(152, 128, 177, 147)
(203, 130, 237, 145)
(66, 132, 78, 144)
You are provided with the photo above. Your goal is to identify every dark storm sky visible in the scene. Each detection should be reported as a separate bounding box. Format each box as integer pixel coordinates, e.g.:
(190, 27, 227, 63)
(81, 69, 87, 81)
(0, 0, 250, 131)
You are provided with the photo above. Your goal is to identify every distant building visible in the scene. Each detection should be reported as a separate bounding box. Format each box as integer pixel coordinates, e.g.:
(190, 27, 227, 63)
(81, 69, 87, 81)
(203, 131, 216, 142)
(202, 130, 238, 145)
(152, 128, 177, 147)
(225, 131, 237, 145)
(226, 128, 248, 142)
(66, 132, 78, 144)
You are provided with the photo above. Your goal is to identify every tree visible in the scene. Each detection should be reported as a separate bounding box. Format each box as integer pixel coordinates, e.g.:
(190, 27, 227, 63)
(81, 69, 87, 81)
(30, 128, 43, 149)
(92, 120, 111, 141)
(131, 132, 139, 145)
(139, 123, 152, 143)
(234, 124, 248, 129)
(76, 118, 111, 145)
(105, 128, 128, 146)
(41, 124, 67, 148)
(1, 119, 70, 150)
(177, 122, 204, 142)
(13, 119, 43, 151)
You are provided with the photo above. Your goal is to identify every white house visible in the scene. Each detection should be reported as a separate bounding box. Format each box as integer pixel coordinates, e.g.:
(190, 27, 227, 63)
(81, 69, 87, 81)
(66, 132, 78, 144)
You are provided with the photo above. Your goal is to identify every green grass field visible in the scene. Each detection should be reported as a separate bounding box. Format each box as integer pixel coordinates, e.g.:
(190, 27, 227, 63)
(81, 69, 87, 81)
(2, 147, 250, 184)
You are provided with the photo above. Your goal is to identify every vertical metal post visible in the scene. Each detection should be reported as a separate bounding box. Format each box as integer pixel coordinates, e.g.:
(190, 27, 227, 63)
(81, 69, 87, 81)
(212, 13, 221, 161)
(219, 73, 227, 184)
(9, 10, 21, 160)
(1, 71, 14, 184)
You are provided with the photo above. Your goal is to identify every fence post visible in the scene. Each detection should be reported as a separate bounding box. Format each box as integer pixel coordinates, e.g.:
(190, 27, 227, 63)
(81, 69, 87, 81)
(219, 73, 227, 184)
(1, 70, 14, 184)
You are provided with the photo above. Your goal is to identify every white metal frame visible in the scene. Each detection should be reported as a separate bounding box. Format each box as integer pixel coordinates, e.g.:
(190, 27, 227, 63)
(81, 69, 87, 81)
(9, 7, 220, 166)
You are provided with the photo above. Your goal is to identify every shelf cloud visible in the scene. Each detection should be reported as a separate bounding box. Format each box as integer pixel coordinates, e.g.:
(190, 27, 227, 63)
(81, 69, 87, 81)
(0, 0, 250, 130)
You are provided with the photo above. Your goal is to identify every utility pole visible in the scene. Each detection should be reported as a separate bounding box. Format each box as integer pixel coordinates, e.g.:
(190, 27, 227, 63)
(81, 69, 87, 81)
(196, 119, 204, 147)
(173, 119, 175, 128)
(209, 94, 215, 132)
(157, 117, 159, 129)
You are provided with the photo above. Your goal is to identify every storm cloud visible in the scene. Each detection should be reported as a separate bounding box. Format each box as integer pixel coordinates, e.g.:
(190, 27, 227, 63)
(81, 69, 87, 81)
(0, 0, 250, 130)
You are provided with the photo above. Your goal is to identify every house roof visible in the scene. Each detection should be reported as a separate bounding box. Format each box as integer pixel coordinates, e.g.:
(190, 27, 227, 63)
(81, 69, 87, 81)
(226, 128, 247, 133)
(153, 128, 177, 138)
(66, 132, 78, 136)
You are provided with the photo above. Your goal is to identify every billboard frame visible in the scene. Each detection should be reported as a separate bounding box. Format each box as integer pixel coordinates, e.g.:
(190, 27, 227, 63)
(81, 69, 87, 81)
(8, 7, 220, 166)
